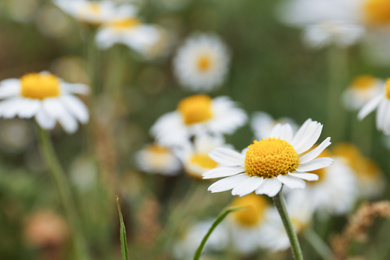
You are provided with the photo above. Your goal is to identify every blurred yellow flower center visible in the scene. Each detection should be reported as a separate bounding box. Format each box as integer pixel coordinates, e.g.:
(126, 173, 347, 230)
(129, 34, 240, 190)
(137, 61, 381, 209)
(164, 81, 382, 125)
(385, 79, 390, 100)
(111, 18, 140, 30)
(363, 0, 390, 26)
(177, 95, 213, 125)
(197, 55, 212, 72)
(230, 194, 269, 227)
(78, 3, 102, 21)
(147, 144, 170, 154)
(245, 138, 299, 178)
(351, 75, 377, 90)
(21, 73, 60, 100)
(189, 154, 218, 169)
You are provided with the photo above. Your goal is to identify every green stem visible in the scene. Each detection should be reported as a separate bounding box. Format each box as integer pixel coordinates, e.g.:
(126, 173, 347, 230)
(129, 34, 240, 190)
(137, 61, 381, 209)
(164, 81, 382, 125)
(38, 128, 90, 260)
(273, 190, 303, 260)
(303, 228, 333, 260)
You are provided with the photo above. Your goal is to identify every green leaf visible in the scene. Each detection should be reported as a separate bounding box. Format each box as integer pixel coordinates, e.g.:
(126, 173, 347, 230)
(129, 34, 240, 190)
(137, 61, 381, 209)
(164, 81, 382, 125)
(193, 206, 245, 260)
(116, 196, 129, 260)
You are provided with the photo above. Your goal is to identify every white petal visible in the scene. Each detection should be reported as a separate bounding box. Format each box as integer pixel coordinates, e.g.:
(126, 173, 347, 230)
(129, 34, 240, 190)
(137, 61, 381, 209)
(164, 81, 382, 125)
(60, 95, 89, 123)
(202, 166, 244, 179)
(376, 100, 387, 130)
(299, 137, 331, 164)
(231, 176, 264, 197)
(293, 121, 323, 154)
(17, 99, 41, 118)
(42, 98, 78, 133)
(255, 178, 282, 197)
(61, 82, 89, 95)
(0, 79, 21, 98)
(383, 101, 390, 133)
(288, 172, 319, 181)
(277, 175, 306, 189)
(291, 118, 312, 146)
(35, 108, 56, 130)
(358, 95, 382, 120)
(0, 98, 24, 118)
(269, 123, 293, 141)
(208, 173, 250, 193)
(296, 157, 334, 172)
(209, 147, 245, 166)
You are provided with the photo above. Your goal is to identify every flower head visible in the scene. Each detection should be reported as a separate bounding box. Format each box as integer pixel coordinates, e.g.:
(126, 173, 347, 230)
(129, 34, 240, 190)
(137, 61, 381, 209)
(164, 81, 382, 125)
(203, 119, 333, 197)
(0, 71, 89, 133)
(173, 33, 230, 92)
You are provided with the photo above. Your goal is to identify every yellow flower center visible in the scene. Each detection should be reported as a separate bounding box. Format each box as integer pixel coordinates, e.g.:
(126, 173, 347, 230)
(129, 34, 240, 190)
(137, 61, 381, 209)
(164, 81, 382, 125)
(244, 138, 299, 178)
(350, 75, 377, 91)
(20, 73, 60, 100)
(230, 194, 269, 227)
(77, 3, 102, 23)
(189, 154, 218, 169)
(146, 144, 171, 169)
(147, 144, 170, 154)
(363, 0, 390, 26)
(177, 95, 213, 125)
(385, 79, 390, 100)
(197, 55, 212, 72)
(110, 18, 140, 30)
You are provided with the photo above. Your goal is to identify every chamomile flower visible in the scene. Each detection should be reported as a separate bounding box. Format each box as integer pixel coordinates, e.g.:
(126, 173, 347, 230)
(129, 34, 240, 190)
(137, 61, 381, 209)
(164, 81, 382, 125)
(358, 78, 390, 134)
(54, 0, 117, 26)
(226, 194, 271, 254)
(177, 134, 225, 180)
(285, 150, 357, 215)
(334, 143, 384, 199)
(343, 75, 383, 111)
(151, 95, 247, 147)
(203, 119, 333, 197)
(173, 33, 230, 92)
(251, 111, 297, 140)
(0, 72, 89, 133)
(135, 143, 181, 176)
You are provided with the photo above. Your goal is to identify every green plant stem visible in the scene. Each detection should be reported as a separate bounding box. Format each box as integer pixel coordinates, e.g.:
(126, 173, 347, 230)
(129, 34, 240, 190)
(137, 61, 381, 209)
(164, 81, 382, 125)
(327, 46, 349, 143)
(303, 228, 333, 260)
(38, 128, 90, 260)
(273, 190, 303, 260)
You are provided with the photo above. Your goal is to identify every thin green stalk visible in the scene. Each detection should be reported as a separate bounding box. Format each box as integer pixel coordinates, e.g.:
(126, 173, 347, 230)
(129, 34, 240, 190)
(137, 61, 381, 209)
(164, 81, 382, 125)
(116, 197, 129, 260)
(273, 190, 303, 260)
(303, 228, 333, 260)
(38, 128, 90, 260)
(326, 46, 349, 143)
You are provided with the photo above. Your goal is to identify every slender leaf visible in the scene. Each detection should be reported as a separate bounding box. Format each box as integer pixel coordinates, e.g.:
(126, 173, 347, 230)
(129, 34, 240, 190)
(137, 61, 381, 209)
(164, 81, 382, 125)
(116, 196, 128, 260)
(193, 206, 245, 260)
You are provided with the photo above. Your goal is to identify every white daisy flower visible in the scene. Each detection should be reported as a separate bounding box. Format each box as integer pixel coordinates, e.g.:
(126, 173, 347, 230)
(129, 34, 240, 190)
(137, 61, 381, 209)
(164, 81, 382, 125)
(203, 119, 333, 197)
(343, 75, 383, 111)
(0, 71, 89, 134)
(334, 143, 385, 199)
(260, 204, 311, 252)
(251, 111, 297, 140)
(173, 33, 230, 92)
(226, 194, 271, 255)
(286, 153, 357, 215)
(358, 78, 390, 134)
(54, 0, 118, 25)
(151, 95, 247, 147)
(176, 134, 225, 180)
(135, 143, 181, 176)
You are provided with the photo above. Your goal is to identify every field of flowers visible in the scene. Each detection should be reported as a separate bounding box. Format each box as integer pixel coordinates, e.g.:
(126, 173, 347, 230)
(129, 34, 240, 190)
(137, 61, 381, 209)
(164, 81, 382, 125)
(1, 0, 390, 259)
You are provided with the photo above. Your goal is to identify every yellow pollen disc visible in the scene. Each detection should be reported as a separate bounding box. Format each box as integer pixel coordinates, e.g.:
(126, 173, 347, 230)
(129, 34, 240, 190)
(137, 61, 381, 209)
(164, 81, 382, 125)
(197, 55, 212, 72)
(363, 0, 390, 26)
(230, 194, 269, 227)
(244, 138, 299, 178)
(20, 73, 60, 100)
(146, 144, 170, 154)
(177, 95, 213, 125)
(385, 79, 390, 100)
(189, 154, 218, 169)
(350, 75, 377, 91)
(111, 18, 140, 30)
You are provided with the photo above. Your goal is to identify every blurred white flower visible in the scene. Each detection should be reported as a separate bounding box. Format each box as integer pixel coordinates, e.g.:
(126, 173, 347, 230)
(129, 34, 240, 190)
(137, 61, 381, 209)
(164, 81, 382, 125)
(0, 71, 89, 133)
(358, 79, 390, 134)
(204, 119, 333, 197)
(334, 143, 385, 199)
(251, 111, 297, 140)
(173, 33, 230, 92)
(343, 75, 383, 111)
(151, 95, 247, 147)
(135, 143, 181, 176)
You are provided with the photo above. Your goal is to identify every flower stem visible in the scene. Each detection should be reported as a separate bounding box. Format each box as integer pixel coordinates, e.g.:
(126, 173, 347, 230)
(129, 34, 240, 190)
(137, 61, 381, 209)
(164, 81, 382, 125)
(273, 190, 303, 260)
(38, 127, 90, 260)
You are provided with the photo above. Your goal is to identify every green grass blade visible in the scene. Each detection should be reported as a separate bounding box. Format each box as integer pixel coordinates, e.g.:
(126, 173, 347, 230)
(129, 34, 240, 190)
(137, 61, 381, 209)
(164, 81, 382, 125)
(193, 206, 244, 260)
(116, 197, 128, 260)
